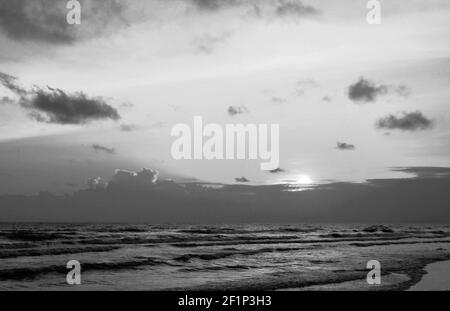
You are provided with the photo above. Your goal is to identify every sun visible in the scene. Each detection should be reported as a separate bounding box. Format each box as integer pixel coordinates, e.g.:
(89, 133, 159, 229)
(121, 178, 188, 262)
(296, 175, 312, 185)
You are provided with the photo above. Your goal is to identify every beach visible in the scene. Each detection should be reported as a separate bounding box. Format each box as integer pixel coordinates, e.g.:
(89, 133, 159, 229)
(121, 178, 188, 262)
(0, 223, 449, 290)
(408, 260, 450, 291)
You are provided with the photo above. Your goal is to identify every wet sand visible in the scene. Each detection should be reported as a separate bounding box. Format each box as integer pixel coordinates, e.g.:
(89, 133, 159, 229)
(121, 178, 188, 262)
(408, 260, 450, 291)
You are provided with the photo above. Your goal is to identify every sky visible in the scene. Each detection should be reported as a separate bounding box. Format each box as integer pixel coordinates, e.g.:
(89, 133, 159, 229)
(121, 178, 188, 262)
(0, 0, 449, 197)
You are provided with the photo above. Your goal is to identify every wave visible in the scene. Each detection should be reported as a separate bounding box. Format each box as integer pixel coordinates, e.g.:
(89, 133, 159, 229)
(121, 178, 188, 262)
(85, 226, 150, 233)
(178, 264, 256, 272)
(177, 226, 321, 235)
(0, 256, 172, 280)
(0, 242, 37, 250)
(0, 245, 120, 259)
(0, 230, 65, 241)
(174, 246, 305, 262)
(350, 239, 450, 247)
(70, 233, 301, 247)
(175, 253, 450, 291)
(170, 233, 450, 248)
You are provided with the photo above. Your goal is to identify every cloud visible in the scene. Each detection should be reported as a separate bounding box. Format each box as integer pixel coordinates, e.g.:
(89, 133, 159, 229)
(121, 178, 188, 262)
(271, 97, 287, 104)
(120, 124, 138, 132)
(391, 167, 450, 179)
(190, 0, 240, 11)
(235, 176, 250, 182)
(188, 0, 319, 19)
(108, 168, 159, 191)
(120, 102, 134, 109)
(0, 72, 120, 124)
(227, 105, 249, 116)
(295, 78, 318, 96)
(23, 88, 120, 124)
(3, 166, 450, 223)
(149, 121, 166, 129)
(335, 141, 355, 151)
(269, 167, 285, 173)
(192, 32, 231, 53)
(86, 177, 106, 189)
(0, 0, 73, 43)
(0, 96, 13, 105)
(347, 77, 388, 102)
(0, 0, 320, 47)
(321, 96, 332, 102)
(275, 1, 319, 18)
(0, 0, 128, 44)
(0, 72, 27, 95)
(92, 144, 116, 154)
(347, 77, 411, 103)
(375, 111, 434, 131)
(120, 122, 163, 132)
(395, 85, 411, 98)
(297, 79, 318, 87)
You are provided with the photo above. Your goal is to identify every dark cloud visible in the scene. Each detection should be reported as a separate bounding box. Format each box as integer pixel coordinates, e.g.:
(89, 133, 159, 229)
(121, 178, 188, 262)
(235, 176, 250, 182)
(269, 167, 285, 173)
(0, 72, 120, 124)
(0, 0, 73, 43)
(376, 111, 434, 131)
(190, 0, 239, 11)
(335, 142, 355, 151)
(0, 0, 127, 44)
(275, 1, 319, 18)
(347, 77, 411, 103)
(347, 77, 388, 103)
(189, 0, 319, 19)
(227, 105, 248, 116)
(23, 88, 120, 124)
(108, 168, 159, 191)
(92, 144, 116, 154)
(0, 72, 27, 96)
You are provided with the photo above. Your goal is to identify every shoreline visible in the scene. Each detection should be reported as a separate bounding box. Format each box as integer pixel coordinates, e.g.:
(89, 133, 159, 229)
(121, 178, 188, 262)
(408, 260, 450, 291)
(276, 256, 450, 291)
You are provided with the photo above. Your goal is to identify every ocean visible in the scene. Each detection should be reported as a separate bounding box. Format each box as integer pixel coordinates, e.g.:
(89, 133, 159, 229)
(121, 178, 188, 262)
(0, 223, 449, 290)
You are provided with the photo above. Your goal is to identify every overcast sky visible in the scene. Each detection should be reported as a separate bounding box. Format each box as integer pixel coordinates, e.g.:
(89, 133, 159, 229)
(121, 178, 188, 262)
(0, 0, 449, 195)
